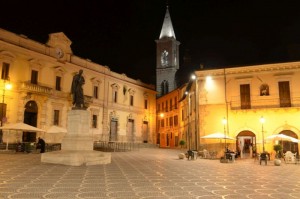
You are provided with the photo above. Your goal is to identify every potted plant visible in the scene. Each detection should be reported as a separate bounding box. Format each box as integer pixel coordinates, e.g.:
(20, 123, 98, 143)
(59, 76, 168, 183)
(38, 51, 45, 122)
(273, 144, 282, 166)
(179, 140, 185, 148)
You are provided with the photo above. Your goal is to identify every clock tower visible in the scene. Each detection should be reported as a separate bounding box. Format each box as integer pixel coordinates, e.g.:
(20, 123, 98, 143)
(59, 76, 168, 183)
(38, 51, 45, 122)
(156, 6, 180, 97)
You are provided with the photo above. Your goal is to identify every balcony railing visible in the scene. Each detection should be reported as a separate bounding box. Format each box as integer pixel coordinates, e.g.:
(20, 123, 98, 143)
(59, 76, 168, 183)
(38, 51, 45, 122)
(20, 82, 53, 94)
(230, 94, 300, 110)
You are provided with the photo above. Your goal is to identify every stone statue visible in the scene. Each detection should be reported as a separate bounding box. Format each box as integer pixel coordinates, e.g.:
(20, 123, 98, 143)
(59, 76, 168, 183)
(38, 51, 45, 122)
(71, 69, 86, 109)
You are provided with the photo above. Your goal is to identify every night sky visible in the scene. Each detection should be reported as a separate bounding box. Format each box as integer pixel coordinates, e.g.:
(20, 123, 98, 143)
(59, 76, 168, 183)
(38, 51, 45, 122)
(1, 0, 300, 85)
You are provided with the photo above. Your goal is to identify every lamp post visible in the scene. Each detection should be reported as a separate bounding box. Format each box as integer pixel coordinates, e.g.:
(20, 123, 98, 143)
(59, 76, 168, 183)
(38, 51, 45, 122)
(260, 116, 265, 152)
(222, 117, 227, 153)
(158, 113, 164, 147)
(1, 79, 12, 125)
(185, 91, 191, 150)
(191, 74, 199, 150)
(0, 78, 12, 145)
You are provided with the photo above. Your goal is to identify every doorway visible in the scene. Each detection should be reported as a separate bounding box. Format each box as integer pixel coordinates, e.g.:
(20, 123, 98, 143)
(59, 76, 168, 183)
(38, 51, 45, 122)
(237, 131, 256, 158)
(23, 100, 38, 142)
(142, 121, 148, 143)
(279, 130, 298, 154)
(110, 119, 118, 141)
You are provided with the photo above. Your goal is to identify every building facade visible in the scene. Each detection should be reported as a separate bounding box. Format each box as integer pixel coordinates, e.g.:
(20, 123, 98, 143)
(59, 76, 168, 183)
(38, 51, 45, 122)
(195, 63, 300, 158)
(156, 88, 181, 148)
(0, 28, 156, 145)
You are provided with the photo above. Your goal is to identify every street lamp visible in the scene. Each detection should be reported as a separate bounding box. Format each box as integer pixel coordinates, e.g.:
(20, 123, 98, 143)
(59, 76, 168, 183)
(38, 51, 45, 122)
(191, 74, 199, 150)
(260, 116, 265, 152)
(158, 112, 164, 147)
(0, 78, 12, 145)
(1, 79, 12, 125)
(222, 117, 227, 153)
(185, 91, 191, 150)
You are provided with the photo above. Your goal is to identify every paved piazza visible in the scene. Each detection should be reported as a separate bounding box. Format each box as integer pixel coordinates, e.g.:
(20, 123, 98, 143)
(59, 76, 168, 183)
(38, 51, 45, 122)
(1, 148, 300, 199)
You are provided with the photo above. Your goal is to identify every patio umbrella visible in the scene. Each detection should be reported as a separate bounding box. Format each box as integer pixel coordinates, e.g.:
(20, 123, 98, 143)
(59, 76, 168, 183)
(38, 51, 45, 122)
(0, 122, 44, 150)
(201, 132, 235, 140)
(265, 134, 299, 143)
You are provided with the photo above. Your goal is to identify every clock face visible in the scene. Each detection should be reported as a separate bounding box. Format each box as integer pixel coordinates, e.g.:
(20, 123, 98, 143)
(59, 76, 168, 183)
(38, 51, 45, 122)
(161, 50, 168, 66)
(55, 48, 64, 58)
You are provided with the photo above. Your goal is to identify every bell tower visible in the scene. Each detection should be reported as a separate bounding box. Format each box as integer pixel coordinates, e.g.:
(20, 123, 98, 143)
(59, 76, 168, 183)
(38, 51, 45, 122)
(156, 6, 180, 97)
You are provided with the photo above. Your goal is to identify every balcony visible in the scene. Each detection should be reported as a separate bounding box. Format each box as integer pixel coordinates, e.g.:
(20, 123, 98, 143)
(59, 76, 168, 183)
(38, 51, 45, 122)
(230, 94, 300, 110)
(20, 82, 53, 95)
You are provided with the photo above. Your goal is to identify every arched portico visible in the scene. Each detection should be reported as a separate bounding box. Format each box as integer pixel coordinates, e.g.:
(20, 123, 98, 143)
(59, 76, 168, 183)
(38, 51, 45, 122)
(236, 130, 256, 158)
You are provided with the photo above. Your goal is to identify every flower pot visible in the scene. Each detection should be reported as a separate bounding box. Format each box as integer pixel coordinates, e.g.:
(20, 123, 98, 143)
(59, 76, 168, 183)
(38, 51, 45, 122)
(274, 159, 281, 166)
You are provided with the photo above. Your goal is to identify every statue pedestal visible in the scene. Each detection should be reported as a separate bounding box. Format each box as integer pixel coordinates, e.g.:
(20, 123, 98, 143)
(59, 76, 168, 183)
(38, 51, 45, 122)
(41, 110, 111, 166)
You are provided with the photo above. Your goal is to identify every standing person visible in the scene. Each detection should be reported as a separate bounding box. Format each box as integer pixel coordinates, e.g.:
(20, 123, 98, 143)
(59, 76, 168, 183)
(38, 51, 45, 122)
(71, 69, 85, 109)
(37, 137, 46, 153)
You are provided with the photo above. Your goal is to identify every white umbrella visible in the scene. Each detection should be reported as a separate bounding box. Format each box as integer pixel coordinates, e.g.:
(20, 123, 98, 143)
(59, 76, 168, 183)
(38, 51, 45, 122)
(201, 132, 235, 140)
(265, 134, 299, 143)
(0, 122, 44, 132)
(0, 122, 44, 150)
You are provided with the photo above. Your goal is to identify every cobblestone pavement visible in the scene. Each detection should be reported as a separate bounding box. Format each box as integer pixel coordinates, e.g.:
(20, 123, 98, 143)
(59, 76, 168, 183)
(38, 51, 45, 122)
(1, 148, 300, 199)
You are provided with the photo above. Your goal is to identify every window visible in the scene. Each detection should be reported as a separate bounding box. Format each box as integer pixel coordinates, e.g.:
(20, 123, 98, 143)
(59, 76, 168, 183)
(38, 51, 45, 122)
(31, 70, 38, 84)
(174, 115, 178, 126)
(113, 91, 118, 103)
(161, 80, 169, 95)
(166, 101, 168, 112)
(93, 86, 98, 99)
(169, 117, 173, 127)
(53, 110, 59, 125)
(144, 99, 148, 109)
(170, 99, 173, 111)
(240, 84, 251, 109)
(157, 103, 160, 112)
(130, 95, 134, 106)
(162, 102, 164, 112)
(1, 62, 9, 80)
(279, 81, 291, 107)
(181, 110, 184, 121)
(55, 76, 61, 91)
(260, 83, 269, 96)
(175, 97, 178, 109)
(92, 115, 98, 128)
(161, 119, 164, 127)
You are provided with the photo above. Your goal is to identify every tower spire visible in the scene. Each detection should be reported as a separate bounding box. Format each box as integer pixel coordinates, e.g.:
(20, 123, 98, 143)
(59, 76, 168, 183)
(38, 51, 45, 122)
(159, 5, 176, 39)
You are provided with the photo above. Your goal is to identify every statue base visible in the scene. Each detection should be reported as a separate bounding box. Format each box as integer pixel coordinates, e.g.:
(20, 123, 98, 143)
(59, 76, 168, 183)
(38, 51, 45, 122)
(41, 110, 111, 166)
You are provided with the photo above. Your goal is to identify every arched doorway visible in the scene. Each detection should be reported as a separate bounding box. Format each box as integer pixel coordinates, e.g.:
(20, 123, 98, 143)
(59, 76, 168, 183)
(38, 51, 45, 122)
(236, 131, 256, 158)
(279, 130, 298, 154)
(23, 100, 38, 142)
